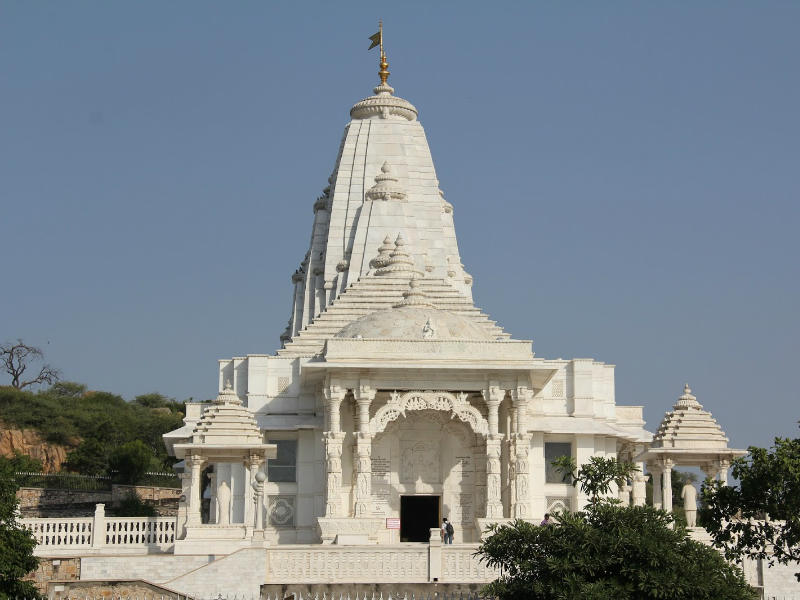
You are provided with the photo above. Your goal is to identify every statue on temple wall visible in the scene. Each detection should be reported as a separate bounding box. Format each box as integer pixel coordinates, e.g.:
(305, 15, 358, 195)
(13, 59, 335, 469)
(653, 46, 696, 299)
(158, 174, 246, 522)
(216, 480, 231, 526)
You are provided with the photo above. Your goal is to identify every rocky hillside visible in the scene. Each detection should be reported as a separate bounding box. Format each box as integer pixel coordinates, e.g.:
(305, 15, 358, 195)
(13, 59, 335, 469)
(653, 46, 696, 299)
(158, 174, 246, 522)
(0, 383, 186, 474)
(0, 423, 70, 472)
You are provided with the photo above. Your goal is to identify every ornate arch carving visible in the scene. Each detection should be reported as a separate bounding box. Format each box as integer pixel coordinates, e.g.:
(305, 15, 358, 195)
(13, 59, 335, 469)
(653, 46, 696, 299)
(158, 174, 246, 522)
(370, 390, 489, 435)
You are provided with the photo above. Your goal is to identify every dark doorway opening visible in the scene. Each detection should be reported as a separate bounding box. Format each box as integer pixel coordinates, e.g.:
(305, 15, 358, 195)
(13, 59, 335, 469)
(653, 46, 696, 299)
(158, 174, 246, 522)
(400, 495, 440, 542)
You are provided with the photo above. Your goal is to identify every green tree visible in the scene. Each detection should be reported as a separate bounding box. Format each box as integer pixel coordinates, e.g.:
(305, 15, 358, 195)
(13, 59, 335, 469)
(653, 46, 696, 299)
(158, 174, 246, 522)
(700, 426, 800, 581)
(0, 451, 43, 473)
(0, 384, 184, 474)
(476, 456, 758, 600)
(64, 439, 110, 476)
(552, 455, 637, 505)
(478, 504, 757, 600)
(109, 440, 155, 485)
(49, 381, 87, 398)
(0, 460, 41, 599)
(0, 339, 60, 390)
(112, 492, 157, 517)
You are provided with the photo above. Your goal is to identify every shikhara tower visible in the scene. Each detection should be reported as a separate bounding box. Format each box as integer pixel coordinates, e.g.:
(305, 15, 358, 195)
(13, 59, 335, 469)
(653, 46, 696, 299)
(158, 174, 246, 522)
(164, 46, 655, 552)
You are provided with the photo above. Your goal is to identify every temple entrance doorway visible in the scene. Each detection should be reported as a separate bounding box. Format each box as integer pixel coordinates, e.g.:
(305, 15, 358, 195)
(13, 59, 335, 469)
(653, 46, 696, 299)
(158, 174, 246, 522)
(400, 495, 440, 542)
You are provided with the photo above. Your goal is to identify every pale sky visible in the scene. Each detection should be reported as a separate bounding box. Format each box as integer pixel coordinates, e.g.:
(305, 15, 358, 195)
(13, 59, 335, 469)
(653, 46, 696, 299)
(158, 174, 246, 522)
(1, 1, 798, 452)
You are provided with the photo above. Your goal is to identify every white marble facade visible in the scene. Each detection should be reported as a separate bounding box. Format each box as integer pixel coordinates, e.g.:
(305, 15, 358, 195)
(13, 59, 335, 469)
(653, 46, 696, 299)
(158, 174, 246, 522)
(162, 69, 658, 549)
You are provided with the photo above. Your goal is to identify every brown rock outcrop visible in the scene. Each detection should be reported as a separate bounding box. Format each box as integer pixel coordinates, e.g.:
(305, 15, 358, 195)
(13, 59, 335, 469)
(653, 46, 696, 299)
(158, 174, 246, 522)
(0, 422, 70, 472)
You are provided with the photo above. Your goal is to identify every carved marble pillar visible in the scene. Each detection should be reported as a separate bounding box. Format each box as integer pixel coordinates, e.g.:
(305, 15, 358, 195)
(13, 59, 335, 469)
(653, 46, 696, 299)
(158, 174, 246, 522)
(649, 464, 663, 509)
(177, 471, 191, 538)
(353, 384, 376, 518)
(512, 386, 532, 434)
(485, 434, 504, 518)
(324, 433, 344, 517)
(511, 386, 532, 518)
(246, 452, 264, 532)
(482, 385, 505, 519)
(618, 481, 631, 506)
(661, 459, 674, 512)
(323, 383, 346, 517)
(208, 468, 218, 524)
(632, 472, 647, 507)
(716, 458, 730, 485)
(512, 434, 531, 518)
(186, 454, 206, 526)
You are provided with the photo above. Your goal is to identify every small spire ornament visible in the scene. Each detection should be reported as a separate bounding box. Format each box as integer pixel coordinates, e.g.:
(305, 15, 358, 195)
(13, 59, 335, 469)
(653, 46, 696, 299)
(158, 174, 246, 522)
(368, 20, 390, 86)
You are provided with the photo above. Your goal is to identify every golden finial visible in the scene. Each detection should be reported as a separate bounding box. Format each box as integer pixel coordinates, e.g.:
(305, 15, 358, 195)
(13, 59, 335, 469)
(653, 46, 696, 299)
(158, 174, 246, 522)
(368, 21, 390, 85)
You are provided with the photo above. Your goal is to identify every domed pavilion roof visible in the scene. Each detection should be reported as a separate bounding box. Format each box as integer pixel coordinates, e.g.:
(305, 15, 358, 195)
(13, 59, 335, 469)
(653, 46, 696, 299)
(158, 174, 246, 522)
(335, 277, 493, 341)
(652, 384, 731, 450)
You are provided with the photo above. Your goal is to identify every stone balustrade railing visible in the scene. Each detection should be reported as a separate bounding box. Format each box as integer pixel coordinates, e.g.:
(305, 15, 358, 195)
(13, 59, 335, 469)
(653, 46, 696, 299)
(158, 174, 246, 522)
(22, 504, 176, 553)
(264, 542, 499, 584)
(267, 545, 430, 583)
(441, 545, 500, 582)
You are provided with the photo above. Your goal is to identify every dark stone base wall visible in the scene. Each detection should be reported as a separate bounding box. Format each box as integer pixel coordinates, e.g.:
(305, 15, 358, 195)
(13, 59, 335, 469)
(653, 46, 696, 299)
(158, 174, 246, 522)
(262, 583, 488, 600)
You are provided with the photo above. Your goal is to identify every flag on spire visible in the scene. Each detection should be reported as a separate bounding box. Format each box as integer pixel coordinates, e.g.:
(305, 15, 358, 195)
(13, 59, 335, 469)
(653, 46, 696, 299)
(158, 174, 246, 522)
(368, 30, 381, 50)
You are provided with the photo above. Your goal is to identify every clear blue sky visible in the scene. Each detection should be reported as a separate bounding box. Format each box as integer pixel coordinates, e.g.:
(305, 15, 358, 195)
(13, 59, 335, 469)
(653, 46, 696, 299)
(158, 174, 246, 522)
(1, 2, 798, 451)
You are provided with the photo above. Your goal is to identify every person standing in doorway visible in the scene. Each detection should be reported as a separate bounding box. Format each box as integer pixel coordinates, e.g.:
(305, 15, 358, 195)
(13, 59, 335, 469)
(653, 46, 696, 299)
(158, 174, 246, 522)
(441, 517, 454, 544)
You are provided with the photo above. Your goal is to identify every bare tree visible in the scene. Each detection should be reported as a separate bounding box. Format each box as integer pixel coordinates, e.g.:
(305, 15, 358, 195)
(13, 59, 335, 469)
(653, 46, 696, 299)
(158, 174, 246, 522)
(1, 339, 61, 389)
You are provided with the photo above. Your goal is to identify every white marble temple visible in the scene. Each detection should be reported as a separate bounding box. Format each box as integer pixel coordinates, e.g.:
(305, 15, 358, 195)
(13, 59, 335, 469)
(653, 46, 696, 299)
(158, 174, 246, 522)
(161, 65, 654, 551)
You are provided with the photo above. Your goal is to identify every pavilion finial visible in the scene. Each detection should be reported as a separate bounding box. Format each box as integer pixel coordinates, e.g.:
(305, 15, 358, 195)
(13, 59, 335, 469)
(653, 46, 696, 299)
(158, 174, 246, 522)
(676, 383, 700, 409)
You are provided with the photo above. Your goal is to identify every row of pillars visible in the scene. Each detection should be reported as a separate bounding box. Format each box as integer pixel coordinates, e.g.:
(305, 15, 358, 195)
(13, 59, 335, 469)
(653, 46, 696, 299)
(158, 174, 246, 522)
(647, 457, 730, 512)
(322, 382, 534, 521)
(183, 452, 267, 532)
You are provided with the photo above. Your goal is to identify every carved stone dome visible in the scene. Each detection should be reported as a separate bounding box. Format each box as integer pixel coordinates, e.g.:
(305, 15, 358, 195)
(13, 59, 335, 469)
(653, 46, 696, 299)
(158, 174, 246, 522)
(334, 305, 492, 341)
(350, 83, 418, 121)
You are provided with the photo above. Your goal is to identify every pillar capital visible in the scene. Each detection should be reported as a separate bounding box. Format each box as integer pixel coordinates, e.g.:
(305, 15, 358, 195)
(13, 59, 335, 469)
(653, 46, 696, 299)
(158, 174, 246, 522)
(659, 457, 674, 470)
(646, 462, 663, 475)
(511, 385, 533, 403)
(323, 380, 348, 433)
(354, 381, 376, 403)
(323, 381, 347, 404)
(186, 453, 206, 469)
(482, 385, 506, 436)
(245, 452, 265, 469)
(482, 384, 506, 406)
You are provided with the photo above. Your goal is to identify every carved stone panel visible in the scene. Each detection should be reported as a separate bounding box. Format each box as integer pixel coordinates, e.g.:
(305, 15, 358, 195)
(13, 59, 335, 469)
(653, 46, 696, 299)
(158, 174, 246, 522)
(400, 440, 440, 485)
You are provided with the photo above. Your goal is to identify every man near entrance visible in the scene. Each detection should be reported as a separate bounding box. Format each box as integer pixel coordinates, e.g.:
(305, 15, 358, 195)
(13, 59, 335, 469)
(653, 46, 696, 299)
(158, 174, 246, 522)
(441, 517, 454, 544)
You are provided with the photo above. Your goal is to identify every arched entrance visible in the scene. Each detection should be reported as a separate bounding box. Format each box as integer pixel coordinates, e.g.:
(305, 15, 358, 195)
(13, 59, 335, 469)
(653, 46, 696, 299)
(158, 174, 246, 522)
(372, 407, 481, 542)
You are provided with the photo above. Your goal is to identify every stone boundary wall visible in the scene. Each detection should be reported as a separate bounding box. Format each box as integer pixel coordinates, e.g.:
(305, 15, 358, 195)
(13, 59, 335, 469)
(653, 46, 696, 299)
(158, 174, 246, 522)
(17, 488, 112, 509)
(17, 484, 180, 511)
(24, 557, 81, 594)
(47, 579, 189, 600)
(112, 484, 181, 504)
(261, 583, 488, 599)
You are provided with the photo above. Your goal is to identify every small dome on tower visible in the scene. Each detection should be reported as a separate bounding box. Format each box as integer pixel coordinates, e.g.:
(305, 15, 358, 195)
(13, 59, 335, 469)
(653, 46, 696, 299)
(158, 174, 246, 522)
(365, 162, 407, 201)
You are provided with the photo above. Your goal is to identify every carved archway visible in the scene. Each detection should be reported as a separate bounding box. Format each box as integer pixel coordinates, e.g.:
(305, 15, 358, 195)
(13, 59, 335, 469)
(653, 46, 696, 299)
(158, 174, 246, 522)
(370, 390, 488, 435)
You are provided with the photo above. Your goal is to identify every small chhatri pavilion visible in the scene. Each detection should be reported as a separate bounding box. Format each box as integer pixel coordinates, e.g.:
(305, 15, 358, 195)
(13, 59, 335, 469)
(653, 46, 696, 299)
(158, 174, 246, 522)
(637, 384, 746, 512)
